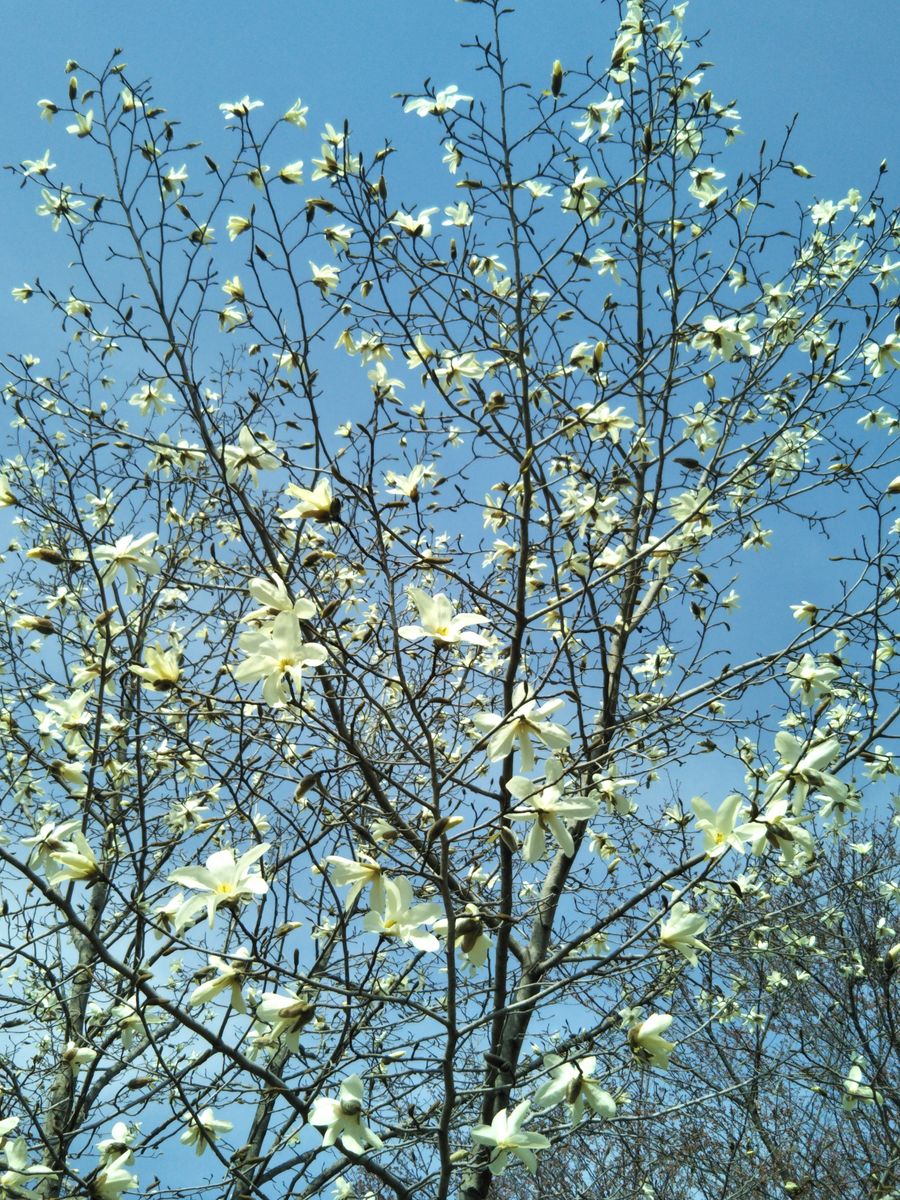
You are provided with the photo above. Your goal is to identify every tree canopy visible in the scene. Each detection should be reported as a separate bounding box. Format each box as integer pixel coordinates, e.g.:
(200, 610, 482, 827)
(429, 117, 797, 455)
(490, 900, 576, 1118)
(1, 2, 898, 1198)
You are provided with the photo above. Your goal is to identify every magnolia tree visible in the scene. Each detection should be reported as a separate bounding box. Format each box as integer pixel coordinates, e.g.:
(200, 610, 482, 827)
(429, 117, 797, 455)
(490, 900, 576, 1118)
(1, 1, 898, 1198)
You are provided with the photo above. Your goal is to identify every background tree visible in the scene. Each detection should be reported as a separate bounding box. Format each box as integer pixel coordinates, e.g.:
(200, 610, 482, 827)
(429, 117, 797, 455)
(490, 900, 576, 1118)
(0, 1, 897, 1198)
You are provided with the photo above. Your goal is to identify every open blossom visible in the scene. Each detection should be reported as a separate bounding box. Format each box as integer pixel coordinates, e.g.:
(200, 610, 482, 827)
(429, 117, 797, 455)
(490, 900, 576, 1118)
(688, 166, 726, 208)
(692, 793, 757, 857)
(324, 854, 387, 911)
(764, 731, 842, 814)
(232, 611, 327, 705)
(842, 1061, 884, 1110)
(474, 682, 571, 772)
(167, 844, 270, 929)
(189, 947, 253, 1012)
(505, 758, 598, 861)
(279, 477, 337, 522)
(363, 876, 441, 951)
(94, 532, 161, 593)
(0, 474, 16, 505)
(433, 904, 492, 972)
(244, 575, 317, 624)
(579, 401, 634, 443)
(93, 1151, 138, 1199)
(533, 1054, 617, 1125)
(227, 214, 251, 240)
(48, 831, 101, 886)
(384, 463, 434, 501)
(404, 85, 472, 117)
(747, 798, 815, 865)
(22, 819, 81, 871)
(572, 93, 623, 141)
(254, 990, 316, 1051)
(220, 96, 263, 119)
(863, 332, 900, 378)
(310, 261, 340, 293)
(786, 653, 840, 705)
(390, 207, 439, 238)
(283, 98, 309, 127)
(470, 1101, 550, 1176)
(66, 109, 94, 138)
(398, 588, 490, 647)
(180, 1108, 233, 1156)
(659, 901, 709, 965)
(691, 313, 760, 361)
(129, 643, 181, 691)
(223, 427, 281, 484)
(628, 1013, 676, 1069)
(129, 379, 175, 416)
(36, 186, 85, 230)
(1, 1138, 57, 1196)
(309, 1075, 383, 1155)
(21, 149, 55, 178)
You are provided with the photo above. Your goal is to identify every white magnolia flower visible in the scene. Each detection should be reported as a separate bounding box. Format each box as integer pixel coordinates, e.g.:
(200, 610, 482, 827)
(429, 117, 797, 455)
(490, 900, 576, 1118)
(404, 85, 472, 117)
(689, 166, 726, 208)
(390, 208, 439, 238)
(764, 731, 842, 814)
(747, 799, 815, 865)
(842, 1061, 884, 1110)
(48, 831, 101, 886)
(691, 314, 760, 362)
(279, 478, 337, 522)
(470, 1100, 550, 1176)
(572, 94, 623, 142)
(505, 758, 597, 861)
(21, 818, 80, 872)
(111, 996, 159, 1049)
(324, 854, 387, 911)
(93, 1151, 138, 1200)
(474, 683, 571, 772)
(310, 261, 340, 294)
(232, 611, 327, 705)
(223, 427, 281, 484)
(363, 876, 441, 951)
(67, 110, 94, 138)
(659, 901, 709, 965)
(189, 947, 253, 1012)
(220, 96, 263, 119)
(283, 98, 309, 127)
(62, 1040, 98, 1071)
(384, 463, 434, 502)
(863, 332, 900, 378)
(97, 1122, 137, 1166)
(433, 905, 492, 972)
(0, 1137, 57, 1196)
(398, 588, 490, 647)
(36, 185, 85, 230)
(180, 1108, 233, 1156)
(628, 1013, 676, 1069)
(168, 844, 270, 929)
(244, 576, 317, 623)
(786, 653, 840, 705)
(533, 1054, 616, 1124)
(309, 1075, 383, 1154)
(254, 990, 316, 1051)
(94, 532, 161, 594)
(692, 793, 757, 858)
(129, 643, 181, 691)
(129, 379, 174, 416)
